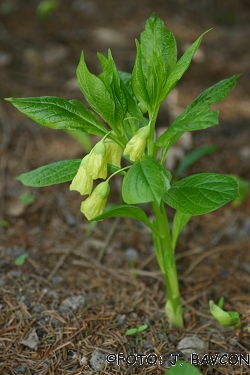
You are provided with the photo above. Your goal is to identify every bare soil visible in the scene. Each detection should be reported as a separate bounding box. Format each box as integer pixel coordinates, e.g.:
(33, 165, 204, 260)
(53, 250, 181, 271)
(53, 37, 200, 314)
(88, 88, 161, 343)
(1, 1, 250, 374)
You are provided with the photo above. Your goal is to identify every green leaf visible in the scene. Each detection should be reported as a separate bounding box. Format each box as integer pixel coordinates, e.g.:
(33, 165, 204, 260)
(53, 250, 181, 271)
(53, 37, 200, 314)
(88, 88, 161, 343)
(163, 173, 239, 215)
(17, 159, 81, 187)
(209, 300, 241, 328)
(175, 145, 218, 178)
(156, 74, 241, 150)
(231, 175, 250, 207)
(77, 51, 116, 128)
(17, 160, 125, 187)
(93, 204, 160, 235)
(0, 220, 9, 228)
(132, 40, 150, 109)
(65, 130, 92, 152)
(122, 156, 171, 205)
(132, 13, 177, 111)
(162, 30, 211, 98)
(165, 360, 202, 375)
(172, 211, 191, 250)
(137, 324, 148, 332)
(19, 191, 35, 206)
(141, 13, 177, 78)
(5, 96, 108, 137)
(15, 253, 29, 266)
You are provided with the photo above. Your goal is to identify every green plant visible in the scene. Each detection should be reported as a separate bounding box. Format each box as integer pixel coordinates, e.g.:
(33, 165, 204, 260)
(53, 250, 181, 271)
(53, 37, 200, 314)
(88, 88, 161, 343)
(15, 253, 29, 266)
(209, 299, 241, 329)
(165, 360, 202, 375)
(36, 0, 58, 20)
(125, 324, 148, 347)
(6, 14, 240, 328)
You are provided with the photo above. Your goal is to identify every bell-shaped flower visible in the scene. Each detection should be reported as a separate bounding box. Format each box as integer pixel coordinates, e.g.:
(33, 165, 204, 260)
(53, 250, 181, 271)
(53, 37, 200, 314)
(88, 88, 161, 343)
(124, 125, 150, 162)
(80, 181, 110, 220)
(69, 155, 93, 195)
(87, 140, 107, 180)
(105, 140, 122, 168)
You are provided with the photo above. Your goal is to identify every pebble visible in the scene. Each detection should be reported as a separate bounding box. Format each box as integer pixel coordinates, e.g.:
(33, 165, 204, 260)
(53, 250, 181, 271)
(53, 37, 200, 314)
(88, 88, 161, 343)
(20, 329, 40, 351)
(125, 248, 139, 263)
(177, 336, 207, 357)
(89, 350, 106, 371)
(91, 28, 130, 47)
(117, 314, 126, 326)
(0, 51, 12, 66)
(60, 295, 86, 311)
(51, 275, 64, 284)
(14, 365, 27, 374)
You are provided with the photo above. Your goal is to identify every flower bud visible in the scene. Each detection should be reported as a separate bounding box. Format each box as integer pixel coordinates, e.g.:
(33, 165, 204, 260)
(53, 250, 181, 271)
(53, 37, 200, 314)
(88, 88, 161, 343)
(87, 140, 108, 179)
(105, 140, 122, 168)
(124, 125, 150, 162)
(70, 155, 93, 195)
(80, 181, 110, 220)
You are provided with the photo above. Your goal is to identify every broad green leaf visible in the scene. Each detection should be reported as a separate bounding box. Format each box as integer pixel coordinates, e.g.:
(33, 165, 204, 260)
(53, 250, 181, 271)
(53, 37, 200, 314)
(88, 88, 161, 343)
(5, 97, 107, 137)
(77, 51, 116, 128)
(172, 211, 191, 250)
(146, 48, 167, 109)
(209, 300, 241, 328)
(19, 192, 35, 206)
(231, 175, 249, 207)
(118, 71, 133, 94)
(141, 13, 177, 78)
(165, 360, 202, 375)
(17, 160, 125, 187)
(17, 160, 82, 187)
(162, 30, 211, 99)
(156, 74, 240, 150)
(133, 13, 177, 111)
(132, 40, 150, 109)
(93, 204, 160, 235)
(15, 253, 29, 266)
(98, 51, 145, 126)
(163, 173, 239, 215)
(122, 156, 171, 205)
(175, 145, 218, 178)
(65, 130, 92, 152)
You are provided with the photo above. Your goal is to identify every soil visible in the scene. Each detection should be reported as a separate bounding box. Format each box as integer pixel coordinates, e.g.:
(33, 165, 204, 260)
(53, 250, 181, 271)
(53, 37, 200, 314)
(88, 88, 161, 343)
(1, 1, 250, 374)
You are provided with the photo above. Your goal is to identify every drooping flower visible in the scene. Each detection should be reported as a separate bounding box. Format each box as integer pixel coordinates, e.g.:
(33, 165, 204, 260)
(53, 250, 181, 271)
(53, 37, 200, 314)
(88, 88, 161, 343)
(124, 125, 150, 162)
(87, 140, 108, 179)
(105, 140, 122, 168)
(70, 155, 93, 195)
(80, 181, 110, 220)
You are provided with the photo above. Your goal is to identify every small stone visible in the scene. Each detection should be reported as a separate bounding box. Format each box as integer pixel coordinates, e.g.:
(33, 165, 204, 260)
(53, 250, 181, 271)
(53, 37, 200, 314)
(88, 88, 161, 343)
(177, 336, 207, 357)
(240, 146, 250, 160)
(14, 365, 27, 374)
(117, 314, 126, 326)
(20, 329, 40, 351)
(125, 248, 139, 263)
(5, 247, 26, 259)
(0, 51, 12, 66)
(142, 339, 154, 351)
(51, 275, 64, 284)
(60, 295, 86, 311)
(89, 350, 106, 371)
(92, 28, 130, 47)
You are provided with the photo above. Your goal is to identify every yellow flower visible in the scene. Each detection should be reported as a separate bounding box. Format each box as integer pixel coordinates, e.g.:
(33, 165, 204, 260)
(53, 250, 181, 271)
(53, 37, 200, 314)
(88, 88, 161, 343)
(87, 140, 107, 179)
(70, 155, 93, 195)
(124, 125, 150, 162)
(105, 140, 122, 168)
(80, 181, 110, 220)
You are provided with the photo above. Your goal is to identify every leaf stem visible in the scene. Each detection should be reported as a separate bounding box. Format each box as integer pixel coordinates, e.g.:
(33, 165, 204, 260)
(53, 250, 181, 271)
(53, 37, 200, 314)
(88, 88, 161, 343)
(152, 201, 183, 328)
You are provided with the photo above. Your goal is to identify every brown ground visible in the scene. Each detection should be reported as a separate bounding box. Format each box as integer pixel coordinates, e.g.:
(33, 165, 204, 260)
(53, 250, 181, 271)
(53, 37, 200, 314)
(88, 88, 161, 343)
(1, 0, 250, 374)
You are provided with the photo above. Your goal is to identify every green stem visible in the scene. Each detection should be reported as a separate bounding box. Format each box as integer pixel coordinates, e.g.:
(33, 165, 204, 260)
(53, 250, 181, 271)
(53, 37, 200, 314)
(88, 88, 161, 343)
(147, 105, 160, 158)
(152, 201, 183, 328)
